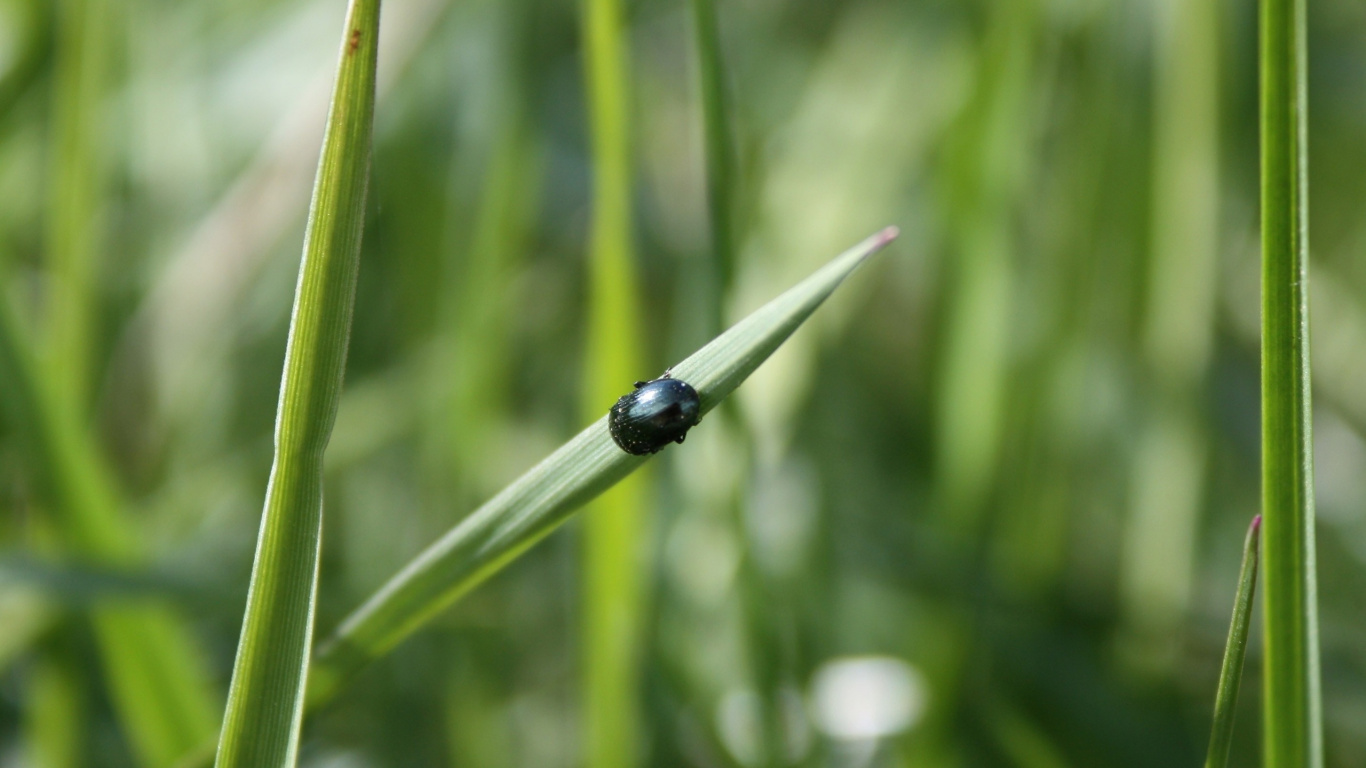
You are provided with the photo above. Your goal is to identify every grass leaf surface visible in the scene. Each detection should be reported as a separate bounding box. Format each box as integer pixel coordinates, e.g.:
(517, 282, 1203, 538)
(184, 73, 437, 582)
(1258, 0, 1322, 762)
(213, 0, 379, 764)
(307, 226, 899, 705)
(1204, 516, 1262, 768)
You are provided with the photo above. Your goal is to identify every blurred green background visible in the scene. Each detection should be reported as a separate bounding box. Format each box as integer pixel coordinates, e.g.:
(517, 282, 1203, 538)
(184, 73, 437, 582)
(1, 0, 1365, 765)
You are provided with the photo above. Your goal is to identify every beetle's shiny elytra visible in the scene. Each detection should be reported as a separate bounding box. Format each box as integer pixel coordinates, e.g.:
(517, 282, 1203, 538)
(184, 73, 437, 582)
(608, 377, 702, 455)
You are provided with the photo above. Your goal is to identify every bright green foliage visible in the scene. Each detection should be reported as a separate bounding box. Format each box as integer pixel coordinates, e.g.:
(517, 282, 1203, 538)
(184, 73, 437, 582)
(1259, 0, 1322, 763)
(213, 0, 380, 764)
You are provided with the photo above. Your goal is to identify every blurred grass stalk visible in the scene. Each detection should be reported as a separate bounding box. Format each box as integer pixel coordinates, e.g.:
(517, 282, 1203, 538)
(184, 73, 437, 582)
(1204, 516, 1261, 768)
(1118, 0, 1219, 669)
(579, 0, 646, 764)
(688, 2, 789, 762)
(1258, 0, 1322, 762)
(935, 0, 1035, 533)
(45, 0, 107, 411)
(433, 0, 541, 509)
(213, 0, 379, 764)
(690, 0, 736, 326)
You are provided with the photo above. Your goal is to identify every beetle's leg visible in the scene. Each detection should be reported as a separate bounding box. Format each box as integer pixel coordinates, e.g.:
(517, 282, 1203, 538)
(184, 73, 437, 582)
(674, 434, 685, 444)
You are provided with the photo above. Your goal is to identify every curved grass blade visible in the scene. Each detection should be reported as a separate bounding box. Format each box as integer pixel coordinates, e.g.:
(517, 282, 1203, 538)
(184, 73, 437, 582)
(307, 226, 899, 705)
(213, 0, 379, 765)
(1204, 515, 1262, 768)
(1258, 0, 1322, 763)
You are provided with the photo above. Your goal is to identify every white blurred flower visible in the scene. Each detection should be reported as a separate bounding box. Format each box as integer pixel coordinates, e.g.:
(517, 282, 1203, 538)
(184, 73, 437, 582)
(809, 656, 927, 741)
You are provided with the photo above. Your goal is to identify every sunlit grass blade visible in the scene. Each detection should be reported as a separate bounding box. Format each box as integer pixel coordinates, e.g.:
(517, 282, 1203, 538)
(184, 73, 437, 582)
(1258, 0, 1322, 763)
(213, 0, 379, 764)
(0, 300, 218, 768)
(1204, 515, 1262, 768)
(579, 0, 644, 763)
(45, 0, 110, 410)
(308, 226, 899, 706)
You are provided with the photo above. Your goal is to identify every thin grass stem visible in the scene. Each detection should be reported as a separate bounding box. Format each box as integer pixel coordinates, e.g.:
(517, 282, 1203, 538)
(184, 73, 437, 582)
(1259, 0, 1322, 761)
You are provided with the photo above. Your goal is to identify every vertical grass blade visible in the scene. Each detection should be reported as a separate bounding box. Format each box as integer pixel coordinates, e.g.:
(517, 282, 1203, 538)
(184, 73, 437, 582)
(45, 0, 108, 410)
(579, 0, 644, 765)
(213, 0, 379, 764)
(1205, 516, 1262, 768)
(1119, 0, 1220, 669)
(690, 0, 737, 314)
(435, 1, 541, 506)
(935, 0, 1035, 532)
(1258, 0, 1322, 761)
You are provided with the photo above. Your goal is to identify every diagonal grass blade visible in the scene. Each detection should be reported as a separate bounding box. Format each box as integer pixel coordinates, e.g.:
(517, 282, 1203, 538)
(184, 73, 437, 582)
(307, 226, 899, 706)
(1204, 515, 1262, 768)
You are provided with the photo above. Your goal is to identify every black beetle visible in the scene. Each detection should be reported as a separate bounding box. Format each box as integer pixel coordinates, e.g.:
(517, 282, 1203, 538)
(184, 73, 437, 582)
(608, 375, 702, 455)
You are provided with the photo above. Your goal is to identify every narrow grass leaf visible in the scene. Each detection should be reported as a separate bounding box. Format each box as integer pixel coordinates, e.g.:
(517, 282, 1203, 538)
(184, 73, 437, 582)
(691, 0, 737, 311)
(1259, 0, 1322, 763)
(308, 227, 899, 705)
(46, 0, 110, 411)
(579, 0, 644, 763)
(213, 0, 379, 765)
(1204, 515, 1262, 768)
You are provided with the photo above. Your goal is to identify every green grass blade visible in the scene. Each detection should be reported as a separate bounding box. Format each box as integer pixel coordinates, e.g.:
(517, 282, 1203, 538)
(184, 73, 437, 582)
(45, 0, 109, 410)
(1205, 515, 1262, 768)
(579, 0, 644, 763)
(935, 0, 1035, 532)
(1119, 0, 1220, 671)
(1258, 0, 1322, 763)
(690, 0, 737, 308)
(308, 227, 899, 706)
(213, 0, 379, 764)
